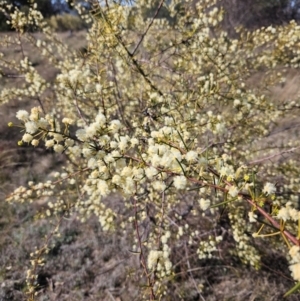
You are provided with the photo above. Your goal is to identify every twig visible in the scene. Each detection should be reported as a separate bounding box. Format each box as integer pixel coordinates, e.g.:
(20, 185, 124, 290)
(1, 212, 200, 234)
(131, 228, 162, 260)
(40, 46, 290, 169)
(125, 154, 300, 247)
(132, 195, 156, 300)
(208, 167, 300, 246)
(98, 260, 125, 276)
(248, 146, 300, 165)
(247, 198, 299, 246)
(106, 290, 116, 301)
(37, 96, 46, 115)
(131, 0, 165, 57)
(97, 4, 164, 97)
(184, 243, 206, 301)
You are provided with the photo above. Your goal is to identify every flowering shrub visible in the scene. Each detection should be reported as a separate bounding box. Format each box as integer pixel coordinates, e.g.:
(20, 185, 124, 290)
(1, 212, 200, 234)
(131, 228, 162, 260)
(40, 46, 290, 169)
(1, 0, 300, 299)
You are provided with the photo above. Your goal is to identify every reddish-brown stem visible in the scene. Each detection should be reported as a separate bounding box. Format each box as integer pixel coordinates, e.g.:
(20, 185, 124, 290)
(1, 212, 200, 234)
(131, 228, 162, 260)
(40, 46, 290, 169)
(247, 198, 300, 246)
(208, 167, 300, 246)
(123, 154, 300, 247)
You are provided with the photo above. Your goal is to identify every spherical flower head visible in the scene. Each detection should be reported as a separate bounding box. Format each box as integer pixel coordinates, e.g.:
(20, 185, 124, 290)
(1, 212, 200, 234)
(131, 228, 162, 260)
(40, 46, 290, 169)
(118, 136, 129, 151)
(37, 118, 48, 130)
(31, 139, 39, 147)
(185, 150, 198, 162)
(45, 139, 55, 148)
(130, 138, 139, 147)
(16, 110, 29, 121)
(220, 165, 234, 178)
(161, 233, 170, 244)
(95, 83, 102, 93)
(65, 139, 74, 147)
(152, 181, 166, 192)
(87, 157, 97, 169)
(69, 145, 81, 157)
(228, 185, 239, 198)
(263, 182, 276, 195)
(277, 207, 290, 221)
(97, 180, 109, 196)
(164, 259, 172, 273)
(95, 112, 106, 126)
(110, 141, 118, 149)
(25, 121, 38, 134)
(52, 133, 64, 143)
(53, 144, 64, 153)
(76, 129, 88, 141)
(112, 174, 122, 185)
(62, 117, 74, 125)
(109, 120, 121, 133)
(150, 154, 161, 167)
(173, 175, 187, 190)
(86, 123, 99, 138)
(289, 208, 300, 221)
(30, 107, 40, 121)
(290, 263, 300, 281)
(147, 250, 162, 270)
(170, 148, 182, 162)
(289, 246, 300, 263)
(104, 153, 115, 163)
(68, 69, 81, 85)
(99, 135, 109, 147)
(132, 167, 144, 181)
(199, 198, 210, 210)
(145, 166, 158, 179)
(120, 166, 132, 178)
(82, 147, 94, 158)
(22, 133, 33, 143)
(248, 211, 257, 223)
(215, 123, 226, 134)
(234, 99, 241, 106)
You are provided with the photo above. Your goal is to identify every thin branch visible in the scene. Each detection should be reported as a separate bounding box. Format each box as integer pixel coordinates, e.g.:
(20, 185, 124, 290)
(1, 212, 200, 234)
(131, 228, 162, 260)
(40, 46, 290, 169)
(124, 155, 300, 247)
(184, 243, 206, 301)
(131, 0, 165, 57)
(97, 4, 164, 97)
(37, 96, 46, 115)
(132, 195, 156, 300)
(247, 198, 299, 246)
(208, 166, 300, 246)
(248, 146, 300, 165)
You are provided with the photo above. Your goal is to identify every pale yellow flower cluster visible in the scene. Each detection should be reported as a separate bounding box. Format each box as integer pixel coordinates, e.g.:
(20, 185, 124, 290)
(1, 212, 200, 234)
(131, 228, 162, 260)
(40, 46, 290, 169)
(229, 207, 260, 268)
(276, 202, 300, 222)
(197, 235, 222, 259)
(2, 0, 300, 296)
(147, 231, 172, 278)
(289, 246, 300, 282)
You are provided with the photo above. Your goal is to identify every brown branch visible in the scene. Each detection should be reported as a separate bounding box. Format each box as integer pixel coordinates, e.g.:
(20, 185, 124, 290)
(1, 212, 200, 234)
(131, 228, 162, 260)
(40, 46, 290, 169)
(247, 198, 299, 246)
(207, 167, 300, 246)
(131, 0, 165, 57)
(132, 195, 156, 300)
(123, 155, 300, 247)
(184, 243, 206, 301)
(248, 146, 300, 165)
(97, 4, 164, 97)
